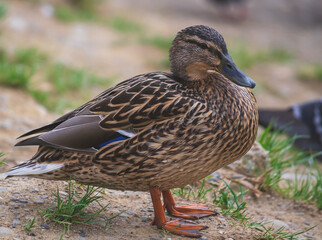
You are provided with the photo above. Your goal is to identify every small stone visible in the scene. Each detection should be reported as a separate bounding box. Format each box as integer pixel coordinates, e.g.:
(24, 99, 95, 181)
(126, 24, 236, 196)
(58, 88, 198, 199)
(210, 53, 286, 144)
(142, 216, 148, 222)
(119, 212, 128, 217)
(39, 4, 54, 18)
(296, 212, 304, 216)
(288, 223, 299, 230)
(201, 236, 207, 240)
(0, 187, 7, 191)
(0, 119, 12, 129)
(40, 224, 50, 229)
(12, 219, 21, 228)
(19, 199, 28, 203)
(270, 219, 288, 230)
(60, 191, 68, 196)
(147, 207, 154, 212)
(304, 221, 310, 226)
(303, 233, 315, 239)
(0, 227, 13, 237)
(34, 200, 44, 204)
(126, 210, 135, 214)
(11, 196, 18, 201)
(79, 231, 87, 237)
(32, 188, 39, 192)
(42, 195, 48, 199)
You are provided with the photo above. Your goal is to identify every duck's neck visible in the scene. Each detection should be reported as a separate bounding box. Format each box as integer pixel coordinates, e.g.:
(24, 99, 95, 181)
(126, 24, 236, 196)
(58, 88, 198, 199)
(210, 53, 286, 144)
(182, 74, 247, 102)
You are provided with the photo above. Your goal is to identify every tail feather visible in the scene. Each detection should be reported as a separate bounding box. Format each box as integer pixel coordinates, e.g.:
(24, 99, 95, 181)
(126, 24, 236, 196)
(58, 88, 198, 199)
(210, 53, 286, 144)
(4, 162, 64, 178)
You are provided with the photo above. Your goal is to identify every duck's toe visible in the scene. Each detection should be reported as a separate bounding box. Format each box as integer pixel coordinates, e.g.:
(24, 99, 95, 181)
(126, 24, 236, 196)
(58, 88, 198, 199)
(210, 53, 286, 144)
(167, 204, 219, 219)
(162, 219, 207, 238)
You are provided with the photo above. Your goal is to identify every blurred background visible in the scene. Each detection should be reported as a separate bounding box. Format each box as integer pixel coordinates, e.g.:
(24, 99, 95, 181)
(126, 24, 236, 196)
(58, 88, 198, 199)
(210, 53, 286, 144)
(0, 0, 321, 159)
(0, 0, 321, 113)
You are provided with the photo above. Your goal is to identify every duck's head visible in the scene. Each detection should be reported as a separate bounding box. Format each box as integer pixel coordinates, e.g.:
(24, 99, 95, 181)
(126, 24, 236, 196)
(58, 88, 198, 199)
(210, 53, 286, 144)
(170, 25, 256, 88)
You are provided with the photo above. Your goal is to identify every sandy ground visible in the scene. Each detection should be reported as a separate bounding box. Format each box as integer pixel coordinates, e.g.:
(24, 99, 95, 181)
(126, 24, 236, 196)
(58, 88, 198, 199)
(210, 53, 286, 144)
(0, 0, 321, 239)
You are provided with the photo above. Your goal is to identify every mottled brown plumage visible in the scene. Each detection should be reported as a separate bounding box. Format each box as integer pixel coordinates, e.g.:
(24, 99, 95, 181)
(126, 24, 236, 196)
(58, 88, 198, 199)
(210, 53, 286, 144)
(3, 25, 258, 237)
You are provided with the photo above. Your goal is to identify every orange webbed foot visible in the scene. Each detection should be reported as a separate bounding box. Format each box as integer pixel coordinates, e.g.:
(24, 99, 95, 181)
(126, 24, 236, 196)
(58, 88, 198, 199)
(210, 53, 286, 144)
(162, 190, 218, 220)
(150, 187, 209, 238)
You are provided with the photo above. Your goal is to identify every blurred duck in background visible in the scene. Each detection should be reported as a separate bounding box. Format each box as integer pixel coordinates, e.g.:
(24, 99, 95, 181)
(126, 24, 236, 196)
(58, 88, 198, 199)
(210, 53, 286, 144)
(259, 99, 322, 156)
(208, 0, 249, 21)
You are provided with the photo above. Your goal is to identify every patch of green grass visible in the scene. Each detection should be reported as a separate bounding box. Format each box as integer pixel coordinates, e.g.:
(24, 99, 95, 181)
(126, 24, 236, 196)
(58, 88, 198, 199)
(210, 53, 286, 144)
(250, 221, 316, 240)
(40, 180, 119, 236)
(258, 125, 308, 190)
(23, 216, 36, 231)
(37, 63, 114, 112)
(0, 62, 34, 88)
(171, 185, 194, 199)
(66, 0, 101, 10)
(0, 47, 115, 113)
(54, 5, 98, 23)
(0, 48, 46, 88)
(211, 180, 316, 238)
(0, 153, 6, 166)
(0, 2, 7, 19)
(49, 63, 107, 94)
(258, 124, 321, 209)
(54, 0, 101, 23)
(140, 36, 173, 51)
(171, 177, 213, 201)
(230, 44, 292, 70)
(213, 181, 250, 224)
(108, 16, 143, 33)
(297, 64, 322, 82)
(172, 176, 316, 238)
(14, 48, 47, 66)
(282, 166, 322, 209)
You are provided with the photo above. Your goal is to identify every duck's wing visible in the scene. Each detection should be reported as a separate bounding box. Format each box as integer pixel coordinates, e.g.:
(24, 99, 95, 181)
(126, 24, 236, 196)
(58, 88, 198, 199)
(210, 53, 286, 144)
(15, 73, 197, 153)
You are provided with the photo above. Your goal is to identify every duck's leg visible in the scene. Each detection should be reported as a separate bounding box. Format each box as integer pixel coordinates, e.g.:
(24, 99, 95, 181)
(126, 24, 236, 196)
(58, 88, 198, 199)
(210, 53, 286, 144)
(150, 187, 207, 238)
(162, 190, 218, 219)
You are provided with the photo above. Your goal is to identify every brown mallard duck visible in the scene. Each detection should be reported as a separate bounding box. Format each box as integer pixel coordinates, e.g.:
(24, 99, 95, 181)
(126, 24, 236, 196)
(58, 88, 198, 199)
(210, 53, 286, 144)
(2, 25, 258, 237)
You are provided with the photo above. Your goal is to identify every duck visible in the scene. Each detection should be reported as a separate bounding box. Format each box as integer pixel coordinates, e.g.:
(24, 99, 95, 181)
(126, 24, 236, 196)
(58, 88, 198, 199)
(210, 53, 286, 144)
(259, 99, 322, 156)
(2, 25, 258, 237)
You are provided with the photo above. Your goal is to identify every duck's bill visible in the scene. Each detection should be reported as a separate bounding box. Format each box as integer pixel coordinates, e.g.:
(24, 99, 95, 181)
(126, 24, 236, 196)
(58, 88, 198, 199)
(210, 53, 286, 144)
(220, 56, 256, 89)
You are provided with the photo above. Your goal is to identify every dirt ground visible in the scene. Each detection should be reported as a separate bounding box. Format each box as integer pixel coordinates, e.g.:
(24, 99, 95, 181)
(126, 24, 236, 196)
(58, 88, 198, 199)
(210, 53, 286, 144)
(0, 0, 321, 239)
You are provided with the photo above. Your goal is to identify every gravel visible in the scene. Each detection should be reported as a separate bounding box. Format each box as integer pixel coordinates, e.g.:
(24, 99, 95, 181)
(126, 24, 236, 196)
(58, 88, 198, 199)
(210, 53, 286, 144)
(40, 224, 50, 229)
(119, 212, 129, 217)
(0, 227, 13, 237)
(79, 231, 87, 237)
(34, 200, 44, 204)
(12, 219, 21, 228)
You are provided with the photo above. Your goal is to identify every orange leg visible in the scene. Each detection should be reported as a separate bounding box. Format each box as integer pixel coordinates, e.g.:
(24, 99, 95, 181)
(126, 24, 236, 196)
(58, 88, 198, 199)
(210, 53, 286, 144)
(150, 187, 207, 238)
(162, 190, 218, 220)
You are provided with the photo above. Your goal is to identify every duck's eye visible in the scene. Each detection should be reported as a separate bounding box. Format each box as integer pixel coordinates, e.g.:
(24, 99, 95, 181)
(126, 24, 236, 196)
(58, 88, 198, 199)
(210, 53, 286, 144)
(185, 39, 208, 50)
(199, 42, 208, 49)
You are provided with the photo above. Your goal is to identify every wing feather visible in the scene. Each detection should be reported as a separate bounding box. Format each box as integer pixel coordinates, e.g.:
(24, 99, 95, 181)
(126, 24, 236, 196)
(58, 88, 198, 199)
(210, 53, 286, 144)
(15, 73, 198, 152)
